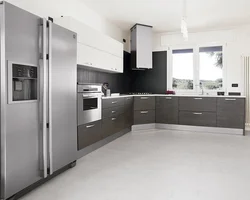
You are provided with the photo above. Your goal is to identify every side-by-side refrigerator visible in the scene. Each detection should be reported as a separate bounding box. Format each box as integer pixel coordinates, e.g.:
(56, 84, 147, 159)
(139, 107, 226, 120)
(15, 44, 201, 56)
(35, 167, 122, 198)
(0, 2, 77, 199)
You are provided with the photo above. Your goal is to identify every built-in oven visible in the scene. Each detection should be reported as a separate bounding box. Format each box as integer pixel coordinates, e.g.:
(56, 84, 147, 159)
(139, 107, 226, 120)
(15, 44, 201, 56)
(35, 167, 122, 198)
(77, 84, 102, 125)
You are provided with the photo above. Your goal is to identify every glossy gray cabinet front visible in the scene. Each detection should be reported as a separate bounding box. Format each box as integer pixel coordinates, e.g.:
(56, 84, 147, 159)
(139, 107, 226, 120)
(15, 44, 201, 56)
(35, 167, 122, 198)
(156, 97, 179, 124)
(217, 98, 245, 129)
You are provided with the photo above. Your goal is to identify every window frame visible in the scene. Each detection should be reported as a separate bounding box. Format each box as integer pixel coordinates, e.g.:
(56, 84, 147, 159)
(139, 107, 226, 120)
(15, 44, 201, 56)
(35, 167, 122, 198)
(167, 43, 227, 95)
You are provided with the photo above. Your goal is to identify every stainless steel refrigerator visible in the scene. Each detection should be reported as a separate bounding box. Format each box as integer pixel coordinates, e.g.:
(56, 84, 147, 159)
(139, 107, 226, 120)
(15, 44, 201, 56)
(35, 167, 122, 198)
(0, 2, 77, 199)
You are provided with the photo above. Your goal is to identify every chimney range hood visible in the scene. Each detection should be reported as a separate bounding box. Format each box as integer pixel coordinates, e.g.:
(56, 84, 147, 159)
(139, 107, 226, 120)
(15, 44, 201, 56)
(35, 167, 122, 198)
(130, 23, 153, 70)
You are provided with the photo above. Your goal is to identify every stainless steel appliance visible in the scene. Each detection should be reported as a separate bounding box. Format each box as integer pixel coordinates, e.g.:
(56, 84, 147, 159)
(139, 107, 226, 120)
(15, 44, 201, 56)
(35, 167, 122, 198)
(77, 83, 102, 125)
(0, 2, 77, 199)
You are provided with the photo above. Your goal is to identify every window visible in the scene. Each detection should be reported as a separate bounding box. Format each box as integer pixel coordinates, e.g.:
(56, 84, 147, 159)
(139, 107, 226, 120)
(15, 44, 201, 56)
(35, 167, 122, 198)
(199, 46, 223, 90)
(172, 49, 194, 90)
(169, 45, 224, 92)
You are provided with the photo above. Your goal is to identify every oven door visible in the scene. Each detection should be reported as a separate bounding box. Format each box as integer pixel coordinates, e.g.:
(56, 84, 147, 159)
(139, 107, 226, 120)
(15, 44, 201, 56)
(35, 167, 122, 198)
(77, 93, 102, 125)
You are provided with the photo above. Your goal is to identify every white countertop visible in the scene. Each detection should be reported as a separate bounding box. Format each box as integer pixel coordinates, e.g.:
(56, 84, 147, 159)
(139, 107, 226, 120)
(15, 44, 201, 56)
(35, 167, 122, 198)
(102, 94, 246, 99)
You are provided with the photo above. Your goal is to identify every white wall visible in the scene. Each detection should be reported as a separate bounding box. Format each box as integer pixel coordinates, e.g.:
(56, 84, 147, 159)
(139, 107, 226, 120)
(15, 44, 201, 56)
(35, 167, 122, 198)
(6, 0, 128, 48)
(153, 26, 250, 94)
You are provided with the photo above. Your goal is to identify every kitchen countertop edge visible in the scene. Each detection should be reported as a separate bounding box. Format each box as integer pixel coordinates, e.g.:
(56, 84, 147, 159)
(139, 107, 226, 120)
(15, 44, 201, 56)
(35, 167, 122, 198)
(102, 94, 246, 99)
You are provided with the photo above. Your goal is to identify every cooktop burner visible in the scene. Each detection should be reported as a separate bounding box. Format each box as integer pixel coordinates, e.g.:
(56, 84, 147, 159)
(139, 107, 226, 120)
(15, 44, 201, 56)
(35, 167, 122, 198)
(128, 92, 152, 95)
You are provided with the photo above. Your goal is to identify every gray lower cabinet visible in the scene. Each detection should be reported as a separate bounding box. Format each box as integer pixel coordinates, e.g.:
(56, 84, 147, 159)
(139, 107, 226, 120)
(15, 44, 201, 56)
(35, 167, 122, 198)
(134, 96, 155, 111)
(179, 111, 216, 127)
(102, 105, 124, 119)
(124, 97, 134, 128)
(134, 110, 155, 125)
(101, 114, 125, 138)
(133, 96, 155, 125)
(77, 120, 102, 150)
(156, 96, 178, 124)
(102, 97, 125, 109)
(179, 97, 216, 112)
(217, 98, 245, 129)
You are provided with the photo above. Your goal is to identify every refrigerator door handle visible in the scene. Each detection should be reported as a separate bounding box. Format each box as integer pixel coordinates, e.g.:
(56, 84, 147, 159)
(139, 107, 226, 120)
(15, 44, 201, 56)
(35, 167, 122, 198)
(39, 18, 48, 178)
(48, 20, 53, 175)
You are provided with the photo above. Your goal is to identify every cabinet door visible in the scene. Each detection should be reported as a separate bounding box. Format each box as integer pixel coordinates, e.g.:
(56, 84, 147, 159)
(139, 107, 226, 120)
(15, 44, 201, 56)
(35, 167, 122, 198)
(77, 121, 102, 150)
(134, 110, 155, 125)
(77, 43, 96, 67)
(217, 98, 245, 129)
(104, 53, 123, 73)
(77, 43, 123, 73)
(134, 96, 155, 111)
(156, 96, 179, 124)
(179, 111, 216, 127)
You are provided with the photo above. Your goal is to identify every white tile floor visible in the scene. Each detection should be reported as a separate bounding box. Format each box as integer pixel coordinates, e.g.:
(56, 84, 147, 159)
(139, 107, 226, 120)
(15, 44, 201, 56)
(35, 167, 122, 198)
(21, 129, 250, 200)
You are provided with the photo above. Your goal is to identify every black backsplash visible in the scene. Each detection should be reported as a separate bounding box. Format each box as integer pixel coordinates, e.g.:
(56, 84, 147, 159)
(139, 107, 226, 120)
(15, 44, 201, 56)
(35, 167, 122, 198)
(77, 51, 167, 94)
(129, 51, 167, 93)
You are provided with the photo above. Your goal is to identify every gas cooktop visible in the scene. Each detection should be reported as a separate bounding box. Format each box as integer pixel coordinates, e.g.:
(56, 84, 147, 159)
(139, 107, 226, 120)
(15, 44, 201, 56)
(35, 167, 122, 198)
(128, 92, 152, 95)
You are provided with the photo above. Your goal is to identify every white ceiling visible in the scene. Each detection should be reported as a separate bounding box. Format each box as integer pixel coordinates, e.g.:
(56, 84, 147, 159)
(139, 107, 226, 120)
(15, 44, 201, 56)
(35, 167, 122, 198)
(81, 0, 250, 33)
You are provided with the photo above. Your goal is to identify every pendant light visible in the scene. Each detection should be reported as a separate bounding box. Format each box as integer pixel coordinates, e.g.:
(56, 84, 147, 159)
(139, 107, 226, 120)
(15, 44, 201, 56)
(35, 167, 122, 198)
(181, 0, 188, 40)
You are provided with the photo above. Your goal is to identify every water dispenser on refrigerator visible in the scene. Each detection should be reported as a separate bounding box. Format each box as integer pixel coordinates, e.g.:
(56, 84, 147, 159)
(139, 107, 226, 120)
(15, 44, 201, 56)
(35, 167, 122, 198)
(8, 62, 38, 103)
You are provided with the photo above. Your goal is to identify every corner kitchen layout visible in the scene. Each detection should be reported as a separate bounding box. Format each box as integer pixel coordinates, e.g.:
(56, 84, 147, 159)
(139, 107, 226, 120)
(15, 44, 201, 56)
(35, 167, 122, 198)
(0, 1, 250, 200)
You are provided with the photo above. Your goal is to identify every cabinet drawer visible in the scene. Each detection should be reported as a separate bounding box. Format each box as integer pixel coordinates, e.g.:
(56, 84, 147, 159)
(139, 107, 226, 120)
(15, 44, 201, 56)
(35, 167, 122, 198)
(179, 97, 216, 112)
(179, 111, 216, 127)
(217, 115, 245, 129)
(102, 106, 124, 119)
(77, 120, 102, 150)
(134, 96, 155, 111)
(156, 96, 179, 124)
(102, 98, 124, 109)
(101, 114, 125, 139)
(134, 110, 155, 125)
(217, 98, 245, 115)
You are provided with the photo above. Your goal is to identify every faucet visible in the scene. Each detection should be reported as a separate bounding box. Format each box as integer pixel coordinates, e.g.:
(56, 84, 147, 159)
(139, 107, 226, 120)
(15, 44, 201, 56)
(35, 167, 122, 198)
(200, 82, 204, 95)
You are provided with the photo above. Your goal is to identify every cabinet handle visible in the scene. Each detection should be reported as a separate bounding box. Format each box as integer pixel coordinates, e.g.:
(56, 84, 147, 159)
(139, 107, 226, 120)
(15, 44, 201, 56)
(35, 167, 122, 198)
(193, 112, 203, 115)
(140, 111, 149, 114)
(194, 98, 203, 100)
(112, 118, 116, 121)
(225, 98, 236, 101)
(112, 101, 117, 104)
(86, 124, 95, 128)
(141, 97, 149, 100)
(111, 111, 116, 113)
(126, 98, 131, 100)
(165, 97, 172, 100)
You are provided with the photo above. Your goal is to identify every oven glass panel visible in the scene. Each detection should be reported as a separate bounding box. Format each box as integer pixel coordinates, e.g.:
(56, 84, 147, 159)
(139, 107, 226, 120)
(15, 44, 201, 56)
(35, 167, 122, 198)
(83, 98, 98, 111)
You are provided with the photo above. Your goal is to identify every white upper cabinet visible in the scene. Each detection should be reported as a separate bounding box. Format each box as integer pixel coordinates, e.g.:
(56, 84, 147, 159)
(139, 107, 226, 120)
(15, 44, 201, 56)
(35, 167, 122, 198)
(54, 17, 123, 73)
(77, 43, 123, 73)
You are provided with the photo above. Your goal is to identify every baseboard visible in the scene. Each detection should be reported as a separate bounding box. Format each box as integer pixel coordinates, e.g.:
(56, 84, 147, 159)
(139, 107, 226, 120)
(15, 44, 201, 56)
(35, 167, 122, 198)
(77, 128, 131, 159)
(132, 124, 156, 131)
(155, 124, 244, 136)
